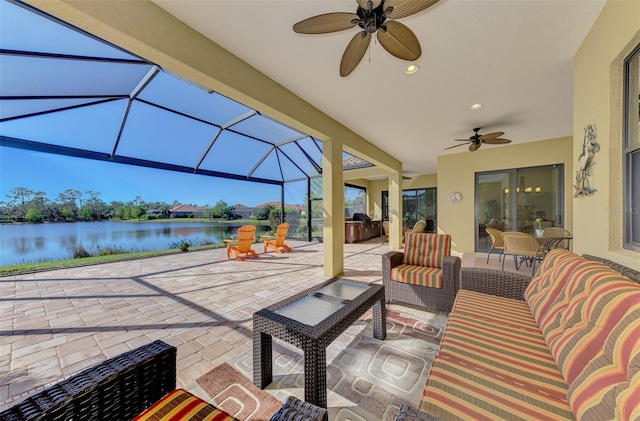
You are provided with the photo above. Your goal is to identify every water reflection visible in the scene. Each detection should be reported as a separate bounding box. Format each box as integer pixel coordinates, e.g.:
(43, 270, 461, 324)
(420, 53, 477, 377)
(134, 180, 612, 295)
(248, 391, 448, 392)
(0, 221, 268, 265)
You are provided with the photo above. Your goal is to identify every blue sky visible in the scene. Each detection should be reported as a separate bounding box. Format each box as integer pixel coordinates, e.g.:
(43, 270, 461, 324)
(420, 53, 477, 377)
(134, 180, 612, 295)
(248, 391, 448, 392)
(0, 147, 303, 207)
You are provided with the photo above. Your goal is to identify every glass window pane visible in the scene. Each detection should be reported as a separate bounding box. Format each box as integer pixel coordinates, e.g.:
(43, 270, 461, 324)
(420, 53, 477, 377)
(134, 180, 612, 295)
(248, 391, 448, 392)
(297, 137, 322, 168)
(117, 101, 218, 167)
(251, 150, 284, 181)
(138, 72, 253, 126)
(631, 151, 640, 243)
(0, 1, 139, 60)
(345, 185, 366, 218)
(1, 98, 102, 120)
(230, 114, 304, 144)
(279, 142, 318, 176)
(1, 56, 153, 97)
(200, 130, 271, 176)
(0, 99, 127, 153)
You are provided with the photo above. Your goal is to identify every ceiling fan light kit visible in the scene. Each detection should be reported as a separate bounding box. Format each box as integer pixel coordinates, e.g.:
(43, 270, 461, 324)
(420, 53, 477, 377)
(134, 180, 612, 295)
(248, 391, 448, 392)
(445, 127, 512, 152)
(293, 0, 440, 77)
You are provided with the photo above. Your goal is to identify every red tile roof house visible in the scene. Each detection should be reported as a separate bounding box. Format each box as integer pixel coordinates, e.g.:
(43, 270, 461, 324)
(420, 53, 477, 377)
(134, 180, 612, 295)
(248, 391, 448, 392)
(169, 204, 204, 218)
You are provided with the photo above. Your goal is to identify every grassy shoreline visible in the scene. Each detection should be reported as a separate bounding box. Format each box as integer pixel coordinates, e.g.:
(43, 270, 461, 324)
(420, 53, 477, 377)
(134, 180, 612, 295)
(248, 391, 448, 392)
(0, 243, 227, 277)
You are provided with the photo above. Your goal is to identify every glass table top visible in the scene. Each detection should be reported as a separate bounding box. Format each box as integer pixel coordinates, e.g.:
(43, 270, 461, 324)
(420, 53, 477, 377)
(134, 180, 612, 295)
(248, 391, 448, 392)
(316, 279, 371, 300)
(274, 296, 344, 326)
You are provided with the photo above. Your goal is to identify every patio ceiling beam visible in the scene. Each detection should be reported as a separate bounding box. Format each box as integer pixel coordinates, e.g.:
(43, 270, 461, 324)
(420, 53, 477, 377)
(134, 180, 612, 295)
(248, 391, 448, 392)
(1, 135, 283, 186)
(295, 140, 322, 174)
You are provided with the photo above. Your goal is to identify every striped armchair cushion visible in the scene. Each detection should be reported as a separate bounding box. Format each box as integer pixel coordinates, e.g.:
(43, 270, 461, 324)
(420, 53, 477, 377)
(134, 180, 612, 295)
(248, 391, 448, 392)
(391, 264, 443, 288)
(402, 233, 451, 268)
(133, 389, 237, 421)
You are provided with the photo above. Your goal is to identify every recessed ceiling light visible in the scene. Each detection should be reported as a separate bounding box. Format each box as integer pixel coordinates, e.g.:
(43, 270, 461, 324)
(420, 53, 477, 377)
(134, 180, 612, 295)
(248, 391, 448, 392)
(405, 65, 419, 75)
(470, 103, 483, 110)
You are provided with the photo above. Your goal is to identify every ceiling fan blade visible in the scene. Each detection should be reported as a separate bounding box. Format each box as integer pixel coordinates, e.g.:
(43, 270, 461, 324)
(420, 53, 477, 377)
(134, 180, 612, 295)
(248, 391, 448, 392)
(444, 142, 470, 150)
(469, 143, 481, 151)
(478, 131, 505, 140)
(384, 0, 439, 20)
(454, 138, 472, 142)
(377, 21, 421, 61)
(483, 138, 512, 145)
(340, 31, 372, 77)
(293, 12, 359, 34)
(357, 0, 383, 10)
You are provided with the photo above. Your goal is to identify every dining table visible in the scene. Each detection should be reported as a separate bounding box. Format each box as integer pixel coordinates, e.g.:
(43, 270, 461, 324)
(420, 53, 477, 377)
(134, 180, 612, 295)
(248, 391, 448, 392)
(534, 233, 573, 252)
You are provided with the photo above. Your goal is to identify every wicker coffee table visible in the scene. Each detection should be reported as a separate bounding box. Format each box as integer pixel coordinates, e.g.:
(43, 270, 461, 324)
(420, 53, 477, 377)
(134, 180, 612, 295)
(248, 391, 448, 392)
(253, 277, 386, 408)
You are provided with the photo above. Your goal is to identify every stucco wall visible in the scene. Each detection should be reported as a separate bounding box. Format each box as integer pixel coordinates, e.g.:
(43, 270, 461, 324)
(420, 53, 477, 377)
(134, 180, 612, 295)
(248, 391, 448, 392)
(437, 136, 573, 254)
(574, 0, 640, 269)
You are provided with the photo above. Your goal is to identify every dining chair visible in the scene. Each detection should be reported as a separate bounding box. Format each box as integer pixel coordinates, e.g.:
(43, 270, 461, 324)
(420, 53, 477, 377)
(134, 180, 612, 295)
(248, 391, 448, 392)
(412, 220, 427, 233)
(501, 231, 545, 275)
(485, 227, 504, 264)
(543, 227, 572, 250)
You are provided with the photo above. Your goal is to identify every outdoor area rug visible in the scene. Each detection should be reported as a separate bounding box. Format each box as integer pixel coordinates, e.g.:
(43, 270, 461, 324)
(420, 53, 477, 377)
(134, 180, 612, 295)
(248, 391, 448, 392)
(196, 310, 444, 421)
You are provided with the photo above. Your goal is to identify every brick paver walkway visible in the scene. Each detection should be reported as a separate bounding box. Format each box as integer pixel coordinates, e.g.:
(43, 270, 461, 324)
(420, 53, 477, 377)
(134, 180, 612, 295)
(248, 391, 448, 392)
(1, 239, 502, 412)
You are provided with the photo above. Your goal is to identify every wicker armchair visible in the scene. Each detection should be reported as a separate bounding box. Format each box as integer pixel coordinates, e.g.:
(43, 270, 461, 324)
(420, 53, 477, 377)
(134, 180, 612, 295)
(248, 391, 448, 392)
(501, 231, 545, 275)
(382, 233, 460, 312)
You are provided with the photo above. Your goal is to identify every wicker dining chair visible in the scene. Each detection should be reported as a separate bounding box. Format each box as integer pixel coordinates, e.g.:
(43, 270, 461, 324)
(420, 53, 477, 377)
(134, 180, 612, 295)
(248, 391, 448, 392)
(223, 225, 259, 261)
(543, 227, 572, 250)
(501, 231, 545, 275)
(485, 227, 505, 264)
(412, 220, 427, 233)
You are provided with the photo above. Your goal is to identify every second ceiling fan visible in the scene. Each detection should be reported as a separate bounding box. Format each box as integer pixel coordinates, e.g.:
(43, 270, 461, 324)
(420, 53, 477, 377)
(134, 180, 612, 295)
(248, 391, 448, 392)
(445, 128, 512, 152)
(293, 0, 440, 77)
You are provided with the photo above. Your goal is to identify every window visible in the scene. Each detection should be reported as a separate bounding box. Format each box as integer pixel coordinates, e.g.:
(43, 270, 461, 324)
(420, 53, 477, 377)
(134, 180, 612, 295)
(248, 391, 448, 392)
(381, 188, 437, 228)
(624, 44, 640, 251)
(475, 165, 564, 252)
(344, 184, 366, 217)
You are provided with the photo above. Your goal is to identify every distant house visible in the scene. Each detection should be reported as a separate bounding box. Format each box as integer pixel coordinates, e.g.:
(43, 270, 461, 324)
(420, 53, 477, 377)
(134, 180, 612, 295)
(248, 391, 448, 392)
(230, 202, 305, 219)
(231, 204, 261, 219)
(169, 204, 204, 218)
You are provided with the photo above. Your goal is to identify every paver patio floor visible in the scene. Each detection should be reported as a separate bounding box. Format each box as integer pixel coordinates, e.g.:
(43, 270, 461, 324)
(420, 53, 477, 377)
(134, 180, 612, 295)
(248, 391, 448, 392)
(0, 238, 504, 412)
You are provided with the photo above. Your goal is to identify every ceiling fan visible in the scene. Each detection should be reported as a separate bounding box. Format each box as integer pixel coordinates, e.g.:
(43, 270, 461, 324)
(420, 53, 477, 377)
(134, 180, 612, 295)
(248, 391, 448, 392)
(293, 0, 440, 77)
(445, 128, 512, 152)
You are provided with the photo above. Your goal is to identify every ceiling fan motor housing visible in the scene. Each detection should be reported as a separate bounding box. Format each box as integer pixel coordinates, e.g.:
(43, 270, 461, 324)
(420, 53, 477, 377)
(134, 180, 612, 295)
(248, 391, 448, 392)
(356, 1, 388, 33)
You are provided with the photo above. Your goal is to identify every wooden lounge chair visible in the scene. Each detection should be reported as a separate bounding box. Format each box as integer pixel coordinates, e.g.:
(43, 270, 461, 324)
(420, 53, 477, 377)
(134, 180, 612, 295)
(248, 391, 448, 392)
(263, 222, 292, 253)
(224, 225, 259, 260)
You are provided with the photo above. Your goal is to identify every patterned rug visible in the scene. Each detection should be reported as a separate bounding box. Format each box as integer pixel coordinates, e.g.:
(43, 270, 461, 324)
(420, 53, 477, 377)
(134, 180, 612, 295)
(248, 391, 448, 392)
(196, 310, 443, 421)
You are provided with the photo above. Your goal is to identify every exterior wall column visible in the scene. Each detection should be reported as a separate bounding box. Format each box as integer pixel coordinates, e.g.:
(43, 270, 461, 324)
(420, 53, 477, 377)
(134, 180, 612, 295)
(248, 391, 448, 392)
(323, 138, 344, 276)
(389, 172, 403, 249)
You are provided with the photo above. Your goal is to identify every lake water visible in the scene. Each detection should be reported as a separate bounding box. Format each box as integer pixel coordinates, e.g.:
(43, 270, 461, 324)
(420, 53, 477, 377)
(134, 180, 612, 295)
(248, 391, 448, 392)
(0, 221, 269, 265)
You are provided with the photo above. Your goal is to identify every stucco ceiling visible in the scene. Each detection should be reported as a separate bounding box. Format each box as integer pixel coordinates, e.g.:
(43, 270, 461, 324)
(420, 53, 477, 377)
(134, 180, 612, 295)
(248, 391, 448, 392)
(152, 0, 606, 176)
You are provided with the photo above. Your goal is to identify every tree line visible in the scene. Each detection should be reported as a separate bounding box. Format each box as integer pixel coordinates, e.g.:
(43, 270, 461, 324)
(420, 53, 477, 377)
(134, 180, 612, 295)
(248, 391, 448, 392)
(0, 187, 236, 224)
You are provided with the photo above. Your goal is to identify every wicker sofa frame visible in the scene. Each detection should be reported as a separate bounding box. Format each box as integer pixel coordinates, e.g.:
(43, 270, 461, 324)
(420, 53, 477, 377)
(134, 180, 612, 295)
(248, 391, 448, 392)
(395, 254, 640, 420)
(0, 340, 327, 421)
(382, 252, 461, 313)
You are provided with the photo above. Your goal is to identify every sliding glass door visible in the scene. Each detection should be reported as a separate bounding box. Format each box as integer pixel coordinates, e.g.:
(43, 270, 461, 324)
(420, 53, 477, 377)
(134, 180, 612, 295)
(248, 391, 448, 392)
(475, 165, 564, 251)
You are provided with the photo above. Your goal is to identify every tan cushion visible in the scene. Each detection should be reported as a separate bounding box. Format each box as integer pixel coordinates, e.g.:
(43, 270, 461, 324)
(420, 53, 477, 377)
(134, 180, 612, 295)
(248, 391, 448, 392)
(391, 264, 442, 288)
(402, 233, 451, 268)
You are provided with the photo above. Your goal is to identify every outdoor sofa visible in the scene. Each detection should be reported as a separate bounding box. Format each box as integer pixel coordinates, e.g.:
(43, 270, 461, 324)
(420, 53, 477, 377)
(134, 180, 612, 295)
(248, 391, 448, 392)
(382, 233, 461, 312)
(0, 340, 327, 421)
(396, 249, 640, 421)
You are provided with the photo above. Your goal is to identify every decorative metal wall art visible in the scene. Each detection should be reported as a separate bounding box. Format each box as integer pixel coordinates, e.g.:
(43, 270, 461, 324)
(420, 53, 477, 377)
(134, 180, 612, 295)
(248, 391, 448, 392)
(574, 124, 600, 197)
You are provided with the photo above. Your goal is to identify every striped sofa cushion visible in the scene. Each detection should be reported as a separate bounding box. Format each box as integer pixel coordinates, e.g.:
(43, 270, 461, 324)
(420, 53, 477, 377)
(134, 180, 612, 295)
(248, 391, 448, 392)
(133, 389, 237, 421)
(402, 233, 451, 268)
(421, 297, 574, 420)
(390, 264, 442, 288)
